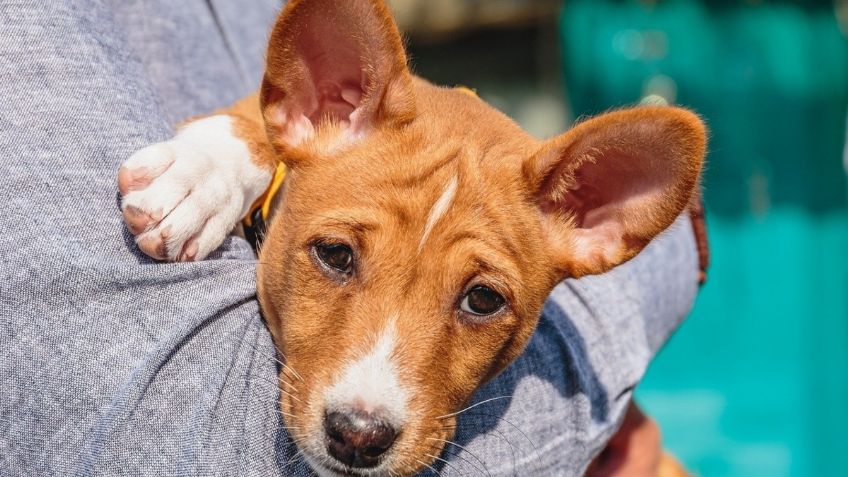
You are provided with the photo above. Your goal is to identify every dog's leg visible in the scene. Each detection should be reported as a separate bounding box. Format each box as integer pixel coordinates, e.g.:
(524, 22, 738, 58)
(118, 93, 273, 261)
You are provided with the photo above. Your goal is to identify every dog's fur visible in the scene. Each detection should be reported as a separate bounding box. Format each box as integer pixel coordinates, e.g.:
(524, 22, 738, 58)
(118, 1, 705, 475)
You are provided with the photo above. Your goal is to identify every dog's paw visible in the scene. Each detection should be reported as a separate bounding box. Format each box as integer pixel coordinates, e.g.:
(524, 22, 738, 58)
(118, 115, 271, 261)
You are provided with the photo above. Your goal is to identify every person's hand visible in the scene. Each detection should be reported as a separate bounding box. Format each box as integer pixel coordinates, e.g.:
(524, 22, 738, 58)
(585, 402, 689, 477)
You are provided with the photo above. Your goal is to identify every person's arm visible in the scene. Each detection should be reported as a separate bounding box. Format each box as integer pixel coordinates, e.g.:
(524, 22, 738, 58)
(0, 1, 299, 476)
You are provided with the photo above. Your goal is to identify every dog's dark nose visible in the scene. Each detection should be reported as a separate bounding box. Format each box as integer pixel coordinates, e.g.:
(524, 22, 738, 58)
(324, 409, 398, 468)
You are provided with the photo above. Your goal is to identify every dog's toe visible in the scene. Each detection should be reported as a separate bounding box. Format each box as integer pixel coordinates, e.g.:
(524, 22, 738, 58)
(123, 204, 160, 235)
(136, 226, 171, 261)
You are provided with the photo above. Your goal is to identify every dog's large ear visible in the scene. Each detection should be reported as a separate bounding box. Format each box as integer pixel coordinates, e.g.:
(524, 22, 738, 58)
(524, 107, 706, 278)
(260, 0, 414, 155)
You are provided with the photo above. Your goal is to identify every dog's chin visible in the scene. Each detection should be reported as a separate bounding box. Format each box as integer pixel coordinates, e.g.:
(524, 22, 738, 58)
(303, 454, 397, 477)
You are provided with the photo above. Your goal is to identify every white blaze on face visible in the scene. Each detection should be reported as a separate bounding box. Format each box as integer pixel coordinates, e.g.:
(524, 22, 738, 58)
(324, 319, 408, 425)
(418, 175, 459, 252)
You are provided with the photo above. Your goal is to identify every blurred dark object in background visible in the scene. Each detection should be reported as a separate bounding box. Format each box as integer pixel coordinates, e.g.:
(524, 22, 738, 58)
(393, 0, 571, 140)
(391, 0, 559, 42)
(395, 1, 848, 476)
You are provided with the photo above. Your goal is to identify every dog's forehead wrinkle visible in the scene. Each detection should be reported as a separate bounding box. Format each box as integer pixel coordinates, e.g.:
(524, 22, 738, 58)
(371, 142, 460, 191)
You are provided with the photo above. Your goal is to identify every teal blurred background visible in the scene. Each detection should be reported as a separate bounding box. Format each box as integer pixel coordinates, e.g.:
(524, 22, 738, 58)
(559, 2, 848, 475)
(397, 0, 848, 474)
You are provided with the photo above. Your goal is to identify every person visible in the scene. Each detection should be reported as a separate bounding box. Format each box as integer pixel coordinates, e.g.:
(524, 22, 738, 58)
(0, 1, 701, 475)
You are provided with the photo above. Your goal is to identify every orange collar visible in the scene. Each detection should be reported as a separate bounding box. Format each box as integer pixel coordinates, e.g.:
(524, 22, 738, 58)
(243, 162, 287, 249)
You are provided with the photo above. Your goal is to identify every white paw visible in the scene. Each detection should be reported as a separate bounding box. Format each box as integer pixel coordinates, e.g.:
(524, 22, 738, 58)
(118, 115, 271, 261)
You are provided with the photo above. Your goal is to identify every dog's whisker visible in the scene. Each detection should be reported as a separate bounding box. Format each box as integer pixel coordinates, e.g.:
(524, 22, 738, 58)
(426, 437, 491, 477)
(415, 458, 443, 477)
(249, 338, 305, 384)
(241, 338, 305, 384)
(434, 396, 512, 420)
(278, 370, 302, 389)
(272, 408, 298, 419)
(240, 372, 300, 396)
(424, 442, 486, 477)
(425, 452, 470, 477)
(204, 382, 306, 444)
(258, 340, 303, 381)
(248, 379, 302, 404)
(285, 449, 304, 466)
(278, 358, 304, 382)
(220, 326, 304, 383)
(319, 455, 337, 475)
(486, 427, 519, 473)
(277, 387, 302, 403)
(459, 412, 536, 451)
(278, 448, 305, 473)
(235, 378, 304, 415)
(436, 425, 520, 474)
(459, 412, 542, 472)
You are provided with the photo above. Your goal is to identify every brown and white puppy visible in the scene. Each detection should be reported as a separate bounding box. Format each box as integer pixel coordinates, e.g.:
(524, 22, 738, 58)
(118, 1, 705, 476)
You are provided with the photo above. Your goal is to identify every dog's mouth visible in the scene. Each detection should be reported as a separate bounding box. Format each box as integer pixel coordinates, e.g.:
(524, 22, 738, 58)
(303, 454, 389, 477)
(310, 460, 359, 477)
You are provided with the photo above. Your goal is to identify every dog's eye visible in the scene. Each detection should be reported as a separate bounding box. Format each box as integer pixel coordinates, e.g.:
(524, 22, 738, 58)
(314, 243, 353, 274)
(460, 285, 505, 316)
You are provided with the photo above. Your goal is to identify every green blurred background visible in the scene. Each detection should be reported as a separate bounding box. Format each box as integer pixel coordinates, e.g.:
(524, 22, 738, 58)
(393, 0, 848, 475)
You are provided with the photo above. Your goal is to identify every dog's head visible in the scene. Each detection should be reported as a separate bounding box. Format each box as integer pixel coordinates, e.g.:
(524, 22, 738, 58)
(255, 1, 705, 475)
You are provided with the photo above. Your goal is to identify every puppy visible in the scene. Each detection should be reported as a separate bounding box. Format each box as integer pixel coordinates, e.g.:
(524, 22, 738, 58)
(118, 1, 705, 475)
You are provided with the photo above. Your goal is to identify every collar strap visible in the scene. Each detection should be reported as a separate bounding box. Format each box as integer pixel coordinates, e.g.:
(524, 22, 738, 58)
(243, 163, 287, 250)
